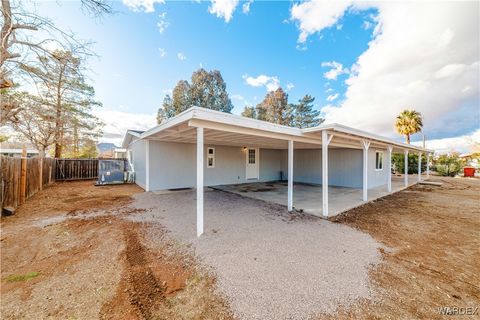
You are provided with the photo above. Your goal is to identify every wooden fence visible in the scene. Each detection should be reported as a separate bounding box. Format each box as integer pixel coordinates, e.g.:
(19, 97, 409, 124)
(1, 156, 55, 211)
(55, 158, 98, 181)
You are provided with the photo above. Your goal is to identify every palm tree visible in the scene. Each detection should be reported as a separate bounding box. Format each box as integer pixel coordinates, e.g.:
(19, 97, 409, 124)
(395, 110, 423, 144)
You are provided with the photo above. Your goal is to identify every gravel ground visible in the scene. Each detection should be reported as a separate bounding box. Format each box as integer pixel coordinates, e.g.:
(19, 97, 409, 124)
(127, 189, 382, 320)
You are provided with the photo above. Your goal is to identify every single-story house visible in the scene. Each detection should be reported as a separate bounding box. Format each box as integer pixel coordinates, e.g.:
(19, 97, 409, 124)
(123, 107, 433, 236)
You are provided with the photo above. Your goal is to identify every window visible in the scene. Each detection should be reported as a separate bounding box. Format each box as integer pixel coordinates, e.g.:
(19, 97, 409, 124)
(375, 151, 384, 170)
(248, 149, 256, 164)
(207, 147, 215, 168)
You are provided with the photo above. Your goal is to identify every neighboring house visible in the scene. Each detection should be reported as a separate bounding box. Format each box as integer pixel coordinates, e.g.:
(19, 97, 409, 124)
(0, 148, 40, 157)
(123, 107, 433, 236)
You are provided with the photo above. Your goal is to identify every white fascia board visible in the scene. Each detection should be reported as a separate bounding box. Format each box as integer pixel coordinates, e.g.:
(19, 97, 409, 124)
(190, 107, 305, 137)
(303, 123, 434, 153)
(140, 108, 196, 139)
(121, 130, 143, 148)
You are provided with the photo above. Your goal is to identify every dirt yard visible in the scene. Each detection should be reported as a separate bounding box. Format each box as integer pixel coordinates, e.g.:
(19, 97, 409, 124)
(0, 181, 232, 320)
(329, 177, 480, 319)
(1, 177, 479, 319)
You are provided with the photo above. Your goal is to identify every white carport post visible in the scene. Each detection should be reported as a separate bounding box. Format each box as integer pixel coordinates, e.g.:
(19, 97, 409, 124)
(426, 153, 430, 178)
(322, 131, 333, 217)
(404, 149, 409, 187)
(287, 140, 294, 211)
(387, 145, 393, 192)
(417, 152, 422, 182)
(361, 140, 371, 201)
(196, 127, 204, 237)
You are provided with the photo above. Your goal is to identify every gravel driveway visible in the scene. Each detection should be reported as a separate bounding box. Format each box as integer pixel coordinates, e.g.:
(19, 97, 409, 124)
(129, 189, 382, 320)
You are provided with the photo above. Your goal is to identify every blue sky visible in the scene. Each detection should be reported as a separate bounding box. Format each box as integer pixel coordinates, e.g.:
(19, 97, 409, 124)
(30, 1, 479, 152)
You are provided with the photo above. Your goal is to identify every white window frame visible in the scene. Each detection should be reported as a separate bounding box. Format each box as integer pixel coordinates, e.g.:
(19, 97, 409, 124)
(207, 147, 215, 168)
(375, 150, 384, 171)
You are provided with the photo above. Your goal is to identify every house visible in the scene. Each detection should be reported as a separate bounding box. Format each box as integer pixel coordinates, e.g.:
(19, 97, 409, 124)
(0, 148, 40, 158)
(123, 107, 433, 236)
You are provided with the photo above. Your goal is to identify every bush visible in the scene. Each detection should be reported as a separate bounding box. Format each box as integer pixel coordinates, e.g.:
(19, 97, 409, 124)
(392, 153, 427, 174)
(434, 154, 463, 177)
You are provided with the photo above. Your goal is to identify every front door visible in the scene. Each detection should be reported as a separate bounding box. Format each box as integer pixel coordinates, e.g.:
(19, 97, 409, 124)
(246, 148, 259, 180)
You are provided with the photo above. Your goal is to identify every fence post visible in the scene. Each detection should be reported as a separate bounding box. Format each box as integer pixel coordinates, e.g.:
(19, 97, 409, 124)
(39, 157, 43, 190)
(20, 146, 27, 204)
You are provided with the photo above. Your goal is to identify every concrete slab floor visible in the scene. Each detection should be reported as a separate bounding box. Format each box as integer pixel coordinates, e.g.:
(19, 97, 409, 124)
(212, 174, 421, 217)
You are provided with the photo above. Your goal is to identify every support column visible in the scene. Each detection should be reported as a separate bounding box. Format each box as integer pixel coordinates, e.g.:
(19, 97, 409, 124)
(322, 131, 333, 217)
(387, 145, 393, 192)
(362, 140, 371, 201)
(418, 152, 422, 182)
(145, 140, 150, 191)
(287, 140, 294, 211)
(404, 149, 409, 187)
(196, 127, 204, 237)
(426, 153, 430, 178)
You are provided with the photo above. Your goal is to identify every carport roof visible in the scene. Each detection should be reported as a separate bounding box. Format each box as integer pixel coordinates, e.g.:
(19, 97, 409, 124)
(123, 107, 433, 153)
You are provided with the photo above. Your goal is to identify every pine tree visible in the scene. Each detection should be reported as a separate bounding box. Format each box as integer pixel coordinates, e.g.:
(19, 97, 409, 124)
(256, 88, 289, 125)
(241, 106, 256, 118)
(292, 95, 323, 128)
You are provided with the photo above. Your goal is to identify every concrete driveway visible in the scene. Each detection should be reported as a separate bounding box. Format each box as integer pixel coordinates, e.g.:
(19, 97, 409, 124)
(130, 189, 382, 320)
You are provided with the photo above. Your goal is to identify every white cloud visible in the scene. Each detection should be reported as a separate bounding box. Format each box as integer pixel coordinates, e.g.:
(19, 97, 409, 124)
(326, 93, 339, 102)
(122, 0, 165, 13)
(286, 83, 295, 91)
(412, 129, 480, 154)
(243, 74, 280, 92)
(242, 0, 253, 14)
(93, 109, 156, 145)
(158, 48, 166, 58)
(293, 2, 479, 147)
(157, 12, 169, 34)
(177, 52, 186, 61)
(321, 61, 348, 80)
(291, 0, 351, 43)
(209, 0, 240, 23)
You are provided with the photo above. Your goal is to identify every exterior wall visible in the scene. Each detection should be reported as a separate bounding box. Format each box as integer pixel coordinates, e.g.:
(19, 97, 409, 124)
(280, 147, 387, 189)
(129, 139, 147, 189)
(132, 139, 388, 191)
(147, 141, 282, 191)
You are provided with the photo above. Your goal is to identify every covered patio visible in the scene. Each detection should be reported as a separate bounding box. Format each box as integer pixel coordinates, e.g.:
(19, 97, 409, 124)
(212, 175, 418, 217)
(131, 107, 432, 237)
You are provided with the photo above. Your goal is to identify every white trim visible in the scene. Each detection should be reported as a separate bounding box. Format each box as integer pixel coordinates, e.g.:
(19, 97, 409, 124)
(197, 127, 204, 237)
(404, 149, 409, 187)
(124, 107, 431, 154)
(322, 131, 330, 217)
(145, 140, 150, 192)
(417, 152, 422, 182)
(287, 140, 293, 211)
(387, 145, 393, 192)
(362, 140, 370, 201)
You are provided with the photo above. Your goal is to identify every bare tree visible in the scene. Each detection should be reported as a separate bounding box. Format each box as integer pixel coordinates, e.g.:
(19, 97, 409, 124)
(22, 50, 102, 158)
(9, 91, 56, 156)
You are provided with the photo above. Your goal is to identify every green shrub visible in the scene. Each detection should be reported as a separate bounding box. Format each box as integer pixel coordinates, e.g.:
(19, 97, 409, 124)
(434, 154, 463, 177)
(392, 153, 427, 174)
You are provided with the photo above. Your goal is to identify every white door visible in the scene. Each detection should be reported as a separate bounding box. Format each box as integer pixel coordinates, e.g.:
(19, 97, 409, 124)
(246, 148, 259, 180)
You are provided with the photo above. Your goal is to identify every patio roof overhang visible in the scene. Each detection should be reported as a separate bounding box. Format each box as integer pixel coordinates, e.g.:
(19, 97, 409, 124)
(128, 107, 433, 153)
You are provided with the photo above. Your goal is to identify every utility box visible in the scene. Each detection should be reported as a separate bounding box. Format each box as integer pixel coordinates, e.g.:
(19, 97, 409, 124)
(463, 167, 475, 177)
(96, 159, 133, 185)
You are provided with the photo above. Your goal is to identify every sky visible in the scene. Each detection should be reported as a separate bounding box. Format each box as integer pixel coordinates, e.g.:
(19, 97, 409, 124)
(25, 0, 480, 153)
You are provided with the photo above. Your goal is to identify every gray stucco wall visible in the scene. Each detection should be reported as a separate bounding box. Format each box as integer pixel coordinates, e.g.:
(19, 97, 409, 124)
(129, 140, 147, 189)
(147, 141, 282, 191)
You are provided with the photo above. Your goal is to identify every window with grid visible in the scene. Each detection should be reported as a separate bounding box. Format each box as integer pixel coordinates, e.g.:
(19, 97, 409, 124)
(207, 147, 215, 168)
(248, 149, 256, 164)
